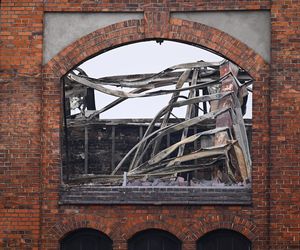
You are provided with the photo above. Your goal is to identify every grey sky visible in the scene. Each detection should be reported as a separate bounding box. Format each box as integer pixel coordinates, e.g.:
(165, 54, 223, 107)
(80, 40, 252, 119)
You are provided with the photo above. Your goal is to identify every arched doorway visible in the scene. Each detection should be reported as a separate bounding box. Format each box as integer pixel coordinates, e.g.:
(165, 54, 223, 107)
(128, 229, 181, 250)
(60, 228, 112, 250)
(197, 229, 251, 250)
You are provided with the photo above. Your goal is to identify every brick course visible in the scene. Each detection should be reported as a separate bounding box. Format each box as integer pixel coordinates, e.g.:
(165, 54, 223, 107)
(0, 0, 299, 249)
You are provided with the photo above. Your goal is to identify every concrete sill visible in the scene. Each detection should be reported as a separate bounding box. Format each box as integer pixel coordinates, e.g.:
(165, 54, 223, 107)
(59, 185, 252, 205)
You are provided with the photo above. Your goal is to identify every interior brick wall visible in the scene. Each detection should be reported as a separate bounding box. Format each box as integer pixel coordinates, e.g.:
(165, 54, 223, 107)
(0, 0, 299, 249)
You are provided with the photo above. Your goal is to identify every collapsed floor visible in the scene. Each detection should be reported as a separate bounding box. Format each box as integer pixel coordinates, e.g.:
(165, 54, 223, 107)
(62, 60, 253, 187)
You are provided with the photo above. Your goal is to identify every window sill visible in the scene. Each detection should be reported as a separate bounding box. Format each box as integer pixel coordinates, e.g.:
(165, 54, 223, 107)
(59, 185, 251, 205)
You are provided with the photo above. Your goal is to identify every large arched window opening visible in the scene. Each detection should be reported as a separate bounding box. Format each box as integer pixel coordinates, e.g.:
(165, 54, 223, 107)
(197, 229, 251, 250)
(62, 40, 253, 188)
(60, 228, 112, 250)
(128, 229, 181, 250)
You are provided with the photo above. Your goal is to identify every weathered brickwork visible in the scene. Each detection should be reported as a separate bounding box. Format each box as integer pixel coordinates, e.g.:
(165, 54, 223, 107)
(270, 1, 300, 248)
(0, 0, 299, 249)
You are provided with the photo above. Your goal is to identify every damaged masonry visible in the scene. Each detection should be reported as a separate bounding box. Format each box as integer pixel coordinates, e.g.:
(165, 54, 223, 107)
(63, 60, 253, 187)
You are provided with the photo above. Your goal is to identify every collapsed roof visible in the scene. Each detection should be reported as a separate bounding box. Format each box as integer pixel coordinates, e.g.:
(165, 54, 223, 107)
(64, 60, 253, 186)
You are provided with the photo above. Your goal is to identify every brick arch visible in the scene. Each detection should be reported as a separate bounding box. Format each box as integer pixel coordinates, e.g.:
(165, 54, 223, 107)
(47, 214, 120, 242)
(111, 215, 257, 243)
(189, 215, 259, 242)
(122, 220, 184, 242)
(43, 18, 269, 81)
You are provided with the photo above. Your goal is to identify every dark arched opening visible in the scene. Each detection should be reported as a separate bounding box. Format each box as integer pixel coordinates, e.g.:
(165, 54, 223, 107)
(197, 229, 251, 250)
(60, 228, 112, 250)
(128, 229, 181, 250)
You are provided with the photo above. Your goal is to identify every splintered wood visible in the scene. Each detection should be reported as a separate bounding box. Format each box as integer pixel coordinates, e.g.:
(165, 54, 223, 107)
(65, 60, 253, 186)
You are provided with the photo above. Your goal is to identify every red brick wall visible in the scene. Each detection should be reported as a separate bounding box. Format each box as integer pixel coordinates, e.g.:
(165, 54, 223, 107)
(0, 1, 44, 249)
(270, 1, 300, 248)
(1, 0, 299, 249)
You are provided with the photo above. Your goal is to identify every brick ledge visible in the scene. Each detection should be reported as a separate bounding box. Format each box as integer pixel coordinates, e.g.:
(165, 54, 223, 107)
(59, 185, 251, 205)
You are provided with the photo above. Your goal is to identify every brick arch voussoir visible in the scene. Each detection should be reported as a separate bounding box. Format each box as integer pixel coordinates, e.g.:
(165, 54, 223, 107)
(43, 19, 145, 78)
(190, 215, 258, 242)
(123, 220, 184, 242)
(168, 18, 269, 80)
(47, 214, 119, 242)
(43, 18, 268, 81)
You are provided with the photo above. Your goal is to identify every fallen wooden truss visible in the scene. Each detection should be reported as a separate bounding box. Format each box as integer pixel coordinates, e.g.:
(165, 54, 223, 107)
(64, 60, 253, 186)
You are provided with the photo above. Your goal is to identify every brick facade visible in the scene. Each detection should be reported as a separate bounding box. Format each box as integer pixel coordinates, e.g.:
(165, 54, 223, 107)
(0, 0, 299, 249)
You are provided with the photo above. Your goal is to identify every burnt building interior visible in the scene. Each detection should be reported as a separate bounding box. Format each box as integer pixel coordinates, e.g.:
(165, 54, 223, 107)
(62, 60, 253, 187)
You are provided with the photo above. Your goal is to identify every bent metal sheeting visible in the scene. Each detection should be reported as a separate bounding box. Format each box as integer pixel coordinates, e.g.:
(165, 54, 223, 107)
(65, 60, 253, 186)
